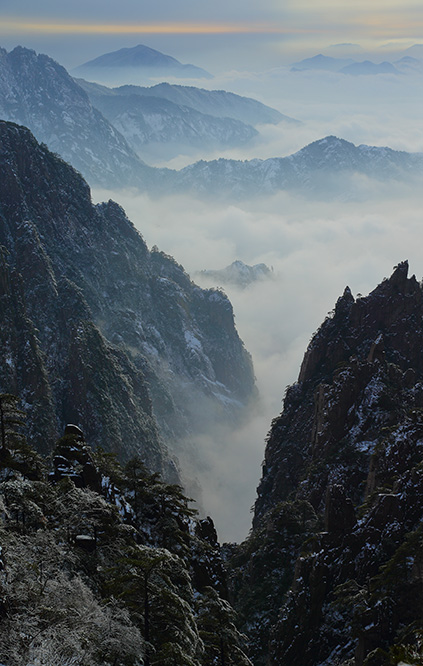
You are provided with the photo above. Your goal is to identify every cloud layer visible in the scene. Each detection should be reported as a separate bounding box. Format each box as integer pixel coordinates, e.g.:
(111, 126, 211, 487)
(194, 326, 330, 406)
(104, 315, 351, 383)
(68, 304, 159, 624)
(92, 181, 423, 541)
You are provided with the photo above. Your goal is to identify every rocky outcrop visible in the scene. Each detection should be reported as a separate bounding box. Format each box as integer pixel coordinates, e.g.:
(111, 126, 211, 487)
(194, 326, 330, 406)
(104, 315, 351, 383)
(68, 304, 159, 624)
(0, 120, 255, 478)
(231, 261, 423, 665)
(254, 261, 423, 522)
(196, 260, 274, 289)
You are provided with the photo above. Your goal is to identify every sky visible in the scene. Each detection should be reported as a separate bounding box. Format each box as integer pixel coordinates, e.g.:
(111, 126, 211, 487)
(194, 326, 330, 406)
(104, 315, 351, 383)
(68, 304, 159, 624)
(1, 0, 423, 71)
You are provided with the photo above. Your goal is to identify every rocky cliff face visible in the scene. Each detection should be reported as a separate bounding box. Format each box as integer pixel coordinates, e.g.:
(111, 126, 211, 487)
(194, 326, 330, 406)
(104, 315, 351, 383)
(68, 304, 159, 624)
(0, 121, 255, 479)
(231, 261, 423, 665)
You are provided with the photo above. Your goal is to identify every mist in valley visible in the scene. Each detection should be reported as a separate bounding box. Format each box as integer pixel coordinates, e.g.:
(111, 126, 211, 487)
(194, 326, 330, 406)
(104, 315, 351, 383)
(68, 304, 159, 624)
(92, 179, 423, 541)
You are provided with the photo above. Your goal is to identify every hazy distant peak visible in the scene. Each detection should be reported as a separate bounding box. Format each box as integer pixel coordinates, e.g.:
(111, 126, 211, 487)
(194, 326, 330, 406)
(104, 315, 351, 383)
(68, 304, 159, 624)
(291, 53, 355, 71)
(73, 43, 213, 81)
(196, 260, 273, 288)
(77, 44, 182, 69)
(396, 55, 420, 63)
(294, 135, 353, 154)
(340, 60, 399, 75)
(291, 52, 404, 75)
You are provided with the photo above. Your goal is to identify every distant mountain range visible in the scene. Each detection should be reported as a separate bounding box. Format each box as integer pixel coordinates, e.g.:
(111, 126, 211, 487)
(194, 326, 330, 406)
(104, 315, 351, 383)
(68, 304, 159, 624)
(72, 44, 213, 84)
(291, 52, 423, 75)
(0, 46, 292, 180)
(1, 46, 422, 199)
(75, 78, 293, 161)
(76, 80, 257, 159)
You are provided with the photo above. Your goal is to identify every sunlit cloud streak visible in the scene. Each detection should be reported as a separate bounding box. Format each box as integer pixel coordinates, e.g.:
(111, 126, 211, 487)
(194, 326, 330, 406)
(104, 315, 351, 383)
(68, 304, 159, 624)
(0, 19, 305, 36)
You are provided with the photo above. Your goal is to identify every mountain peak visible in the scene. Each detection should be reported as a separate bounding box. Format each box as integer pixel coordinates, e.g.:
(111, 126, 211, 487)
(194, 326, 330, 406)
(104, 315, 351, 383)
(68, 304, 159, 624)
(390, 258, 409, 284)
(73, 44, 213, 80)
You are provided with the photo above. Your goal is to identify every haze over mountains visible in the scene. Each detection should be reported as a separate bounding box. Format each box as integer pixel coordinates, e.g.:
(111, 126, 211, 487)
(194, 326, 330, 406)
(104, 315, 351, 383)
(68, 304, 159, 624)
(0, 45, 292, 182)
(291, 45, 423, 75)
(76, 78, 290, 161)
(1, 45, 422, 202)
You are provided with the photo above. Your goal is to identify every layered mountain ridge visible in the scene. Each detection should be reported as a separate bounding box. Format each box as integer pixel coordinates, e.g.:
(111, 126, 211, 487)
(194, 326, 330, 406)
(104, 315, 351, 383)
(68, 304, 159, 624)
(1, 46, 421, 200)
(76, 79, 260, 160)
(109, 81, 290, 125)
(291, 52, 423, 75)
(0, 120, 255, 480)
(230, 261, 423, 665)
(176, 135, 423, 199)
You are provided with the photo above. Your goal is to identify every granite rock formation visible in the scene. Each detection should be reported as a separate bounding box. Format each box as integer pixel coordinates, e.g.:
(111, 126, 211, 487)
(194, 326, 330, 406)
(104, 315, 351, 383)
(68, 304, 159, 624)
(0, 120, 255, 479)
(231, 261, 423, 666)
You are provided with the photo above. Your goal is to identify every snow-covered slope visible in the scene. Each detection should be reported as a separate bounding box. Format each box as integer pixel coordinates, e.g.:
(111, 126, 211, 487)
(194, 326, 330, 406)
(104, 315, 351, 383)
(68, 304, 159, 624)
(173, 135, 423, 199)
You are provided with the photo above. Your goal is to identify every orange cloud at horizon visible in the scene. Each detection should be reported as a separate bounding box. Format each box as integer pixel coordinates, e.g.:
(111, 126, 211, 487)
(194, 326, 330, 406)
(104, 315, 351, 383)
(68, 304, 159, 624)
(1, 15, 422, 44)
(0, 19, 299, 35)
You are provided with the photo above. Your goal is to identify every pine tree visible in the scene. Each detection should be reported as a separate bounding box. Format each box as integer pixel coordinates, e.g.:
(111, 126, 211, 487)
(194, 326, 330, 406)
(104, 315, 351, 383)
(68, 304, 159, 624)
(108, 544, 203, 666)
(196, 587, 252, 666)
